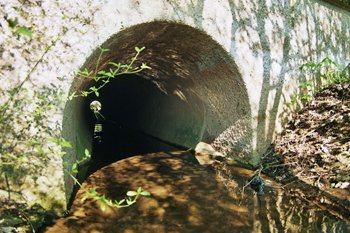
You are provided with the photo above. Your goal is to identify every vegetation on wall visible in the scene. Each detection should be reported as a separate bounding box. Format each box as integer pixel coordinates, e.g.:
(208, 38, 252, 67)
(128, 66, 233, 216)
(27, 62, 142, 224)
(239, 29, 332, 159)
(287, 58, 350, 111)
(72, 46, 151, 98)
(0, 5, 152, 232)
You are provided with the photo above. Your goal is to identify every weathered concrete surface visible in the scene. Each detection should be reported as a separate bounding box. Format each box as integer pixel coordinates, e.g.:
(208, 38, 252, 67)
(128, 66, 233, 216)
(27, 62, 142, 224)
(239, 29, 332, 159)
(1, 0, 350, 212)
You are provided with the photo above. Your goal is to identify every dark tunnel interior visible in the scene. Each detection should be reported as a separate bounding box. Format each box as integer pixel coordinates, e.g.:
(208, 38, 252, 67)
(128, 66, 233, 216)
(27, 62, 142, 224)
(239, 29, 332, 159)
(82, 73, 204, 177)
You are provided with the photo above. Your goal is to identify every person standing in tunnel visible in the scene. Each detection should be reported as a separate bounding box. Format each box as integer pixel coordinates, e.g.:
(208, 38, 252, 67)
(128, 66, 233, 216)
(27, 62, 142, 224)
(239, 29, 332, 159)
(90, 100, 104, 143)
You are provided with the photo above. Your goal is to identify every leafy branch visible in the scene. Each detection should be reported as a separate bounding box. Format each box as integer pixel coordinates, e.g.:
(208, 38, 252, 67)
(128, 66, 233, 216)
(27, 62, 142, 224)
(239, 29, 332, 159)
(71, 46, 151, 98)
(296, 58, 350, 102)
(80, 186, 150, 211)
(63, 147, 150, 211)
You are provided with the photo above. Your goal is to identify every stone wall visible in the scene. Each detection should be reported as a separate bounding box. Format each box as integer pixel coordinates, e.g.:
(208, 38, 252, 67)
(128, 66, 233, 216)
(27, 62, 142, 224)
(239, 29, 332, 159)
(0, 0, 349, 213)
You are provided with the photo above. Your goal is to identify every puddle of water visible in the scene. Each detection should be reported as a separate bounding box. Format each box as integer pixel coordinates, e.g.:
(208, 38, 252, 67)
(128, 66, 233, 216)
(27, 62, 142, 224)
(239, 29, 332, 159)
(211, 161, 350, 233)
(42, 151, 350, 233)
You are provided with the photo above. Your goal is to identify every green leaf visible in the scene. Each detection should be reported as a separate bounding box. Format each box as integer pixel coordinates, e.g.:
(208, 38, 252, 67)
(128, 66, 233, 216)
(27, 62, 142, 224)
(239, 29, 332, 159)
(78, 69, 93, 77)
(46, 138, 72, 148)
(127, 197, 135, 205)
(299, 82, 312, 87)
(7, 18, 18, 29)
(72, 163, 78, 173)
(60, 138, 72, 148)
(17, 27, 32, 38)
(36, 146, 44, 154)
(137, 187, 142, 193)
(117, 199, 125, 205)
(126, 191, 138, 197)
(109, 62, 121, 68)
(106, 199, 113, 206)
(301, 94, 313, 99)
(322, 57, 332, 64)
(60, 140, 72, 148)
(46, 138, 58, 144)
(68, 91, 77, 100)
(98, 46, 109, 52)
(141, 63, 151, 70)
(135, 46, 145, 52)
(140, 191, 151, 196)
(100, 201, 105, 211)
(90, 187, 98, 195)
(81, 194, 90, 202)
(85, 149, 91, 159)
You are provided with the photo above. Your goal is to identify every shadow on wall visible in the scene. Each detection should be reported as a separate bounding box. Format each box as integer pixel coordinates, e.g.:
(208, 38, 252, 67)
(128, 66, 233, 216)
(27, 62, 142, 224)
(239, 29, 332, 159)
(226, 0, 350, 157)
(62, 21, 252, 206)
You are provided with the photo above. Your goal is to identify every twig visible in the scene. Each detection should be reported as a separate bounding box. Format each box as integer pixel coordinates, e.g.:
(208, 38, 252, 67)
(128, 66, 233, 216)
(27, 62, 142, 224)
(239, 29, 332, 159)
(260, 149, 273, 160)
(263, 162, 298, 169)
(5, 172, 10, 200)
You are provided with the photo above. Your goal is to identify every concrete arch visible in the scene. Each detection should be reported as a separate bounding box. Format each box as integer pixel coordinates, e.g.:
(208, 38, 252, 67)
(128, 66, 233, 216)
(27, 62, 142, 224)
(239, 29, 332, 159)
(62, 21, 252, 205)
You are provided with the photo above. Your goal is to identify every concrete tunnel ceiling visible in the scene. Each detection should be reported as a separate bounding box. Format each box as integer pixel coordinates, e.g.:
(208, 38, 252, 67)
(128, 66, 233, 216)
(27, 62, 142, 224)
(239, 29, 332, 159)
(71, 21, 252, 164)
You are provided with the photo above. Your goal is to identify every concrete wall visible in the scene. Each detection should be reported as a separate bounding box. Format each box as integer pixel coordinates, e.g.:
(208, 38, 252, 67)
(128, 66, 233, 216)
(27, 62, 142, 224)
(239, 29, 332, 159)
(1, 0, 350, 212)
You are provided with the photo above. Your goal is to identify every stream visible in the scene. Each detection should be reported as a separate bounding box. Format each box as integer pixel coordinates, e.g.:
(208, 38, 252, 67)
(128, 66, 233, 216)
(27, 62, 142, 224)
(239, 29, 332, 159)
(41, 123, 350, 233)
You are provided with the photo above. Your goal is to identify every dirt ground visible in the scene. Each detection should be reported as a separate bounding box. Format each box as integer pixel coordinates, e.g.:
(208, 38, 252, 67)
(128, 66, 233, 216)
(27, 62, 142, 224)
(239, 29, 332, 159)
(261, 82, 350, 192)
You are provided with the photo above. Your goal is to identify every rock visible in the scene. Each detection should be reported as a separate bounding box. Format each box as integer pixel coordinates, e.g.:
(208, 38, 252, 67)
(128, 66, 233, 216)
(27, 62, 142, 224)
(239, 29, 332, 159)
(335, 182, 350, 189)
(195, 142, 224, 157)
(249, 174, 265, 195)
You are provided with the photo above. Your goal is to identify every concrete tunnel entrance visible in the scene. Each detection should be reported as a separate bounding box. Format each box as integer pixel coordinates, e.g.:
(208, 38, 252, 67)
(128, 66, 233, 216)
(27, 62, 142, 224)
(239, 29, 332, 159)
(63, 21, 252, 206)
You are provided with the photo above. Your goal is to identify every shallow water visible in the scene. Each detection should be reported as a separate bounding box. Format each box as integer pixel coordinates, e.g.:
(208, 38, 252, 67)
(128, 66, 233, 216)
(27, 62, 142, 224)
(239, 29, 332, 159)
(42, 150, 350, 233)
(43, 124, 350, 232)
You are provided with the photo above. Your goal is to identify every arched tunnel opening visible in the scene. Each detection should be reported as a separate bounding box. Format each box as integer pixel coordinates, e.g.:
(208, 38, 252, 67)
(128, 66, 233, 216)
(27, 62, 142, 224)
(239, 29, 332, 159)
(63, 21, 252, 206)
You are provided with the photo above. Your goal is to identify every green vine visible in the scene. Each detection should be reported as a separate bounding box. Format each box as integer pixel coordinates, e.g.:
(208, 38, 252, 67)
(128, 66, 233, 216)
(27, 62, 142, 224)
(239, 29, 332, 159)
(70, 46, 151, 98)
(62, 147, 150, 211)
